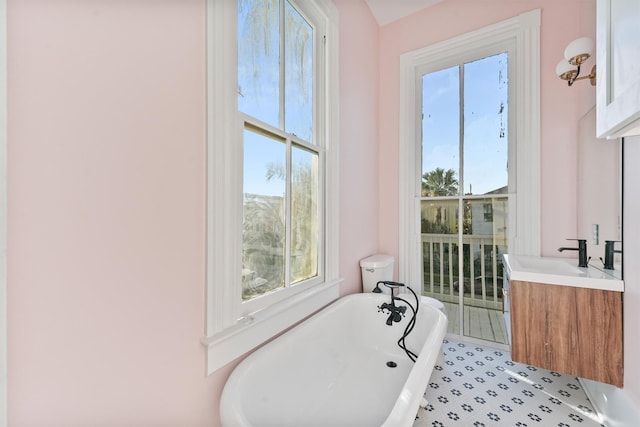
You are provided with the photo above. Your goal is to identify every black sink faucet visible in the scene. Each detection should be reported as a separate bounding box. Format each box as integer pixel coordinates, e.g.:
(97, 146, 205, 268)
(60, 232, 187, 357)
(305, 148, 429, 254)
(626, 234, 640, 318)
(603, 240, 622, 270)
(557, 239, 589, 267)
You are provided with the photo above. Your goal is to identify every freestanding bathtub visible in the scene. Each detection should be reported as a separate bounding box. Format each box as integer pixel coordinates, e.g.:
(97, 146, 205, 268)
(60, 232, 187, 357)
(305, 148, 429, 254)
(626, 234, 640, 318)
(220, 292, 448, 427)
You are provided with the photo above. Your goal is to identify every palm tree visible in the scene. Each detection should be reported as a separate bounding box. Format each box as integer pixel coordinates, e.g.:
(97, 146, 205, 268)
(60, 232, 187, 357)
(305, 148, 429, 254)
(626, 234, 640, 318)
(422, 167, 458, 196)
(421, 168, 459, 234)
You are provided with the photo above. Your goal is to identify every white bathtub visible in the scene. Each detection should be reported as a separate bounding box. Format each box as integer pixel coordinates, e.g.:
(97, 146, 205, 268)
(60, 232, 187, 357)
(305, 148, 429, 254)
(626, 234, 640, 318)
(220, 292, 448, 427)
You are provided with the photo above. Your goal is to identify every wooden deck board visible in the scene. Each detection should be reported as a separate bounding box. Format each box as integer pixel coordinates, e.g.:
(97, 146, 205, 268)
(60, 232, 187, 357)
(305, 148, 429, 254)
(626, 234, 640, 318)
(442, 301, 508, 345)
(444, 301, 459, 334)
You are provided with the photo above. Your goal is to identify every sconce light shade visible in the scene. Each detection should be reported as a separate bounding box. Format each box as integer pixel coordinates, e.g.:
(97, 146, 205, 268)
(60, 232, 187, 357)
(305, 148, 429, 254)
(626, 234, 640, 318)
(556, 59, 576, 79)
(557, 36, 596, 87)
(564, 37, 594, 65)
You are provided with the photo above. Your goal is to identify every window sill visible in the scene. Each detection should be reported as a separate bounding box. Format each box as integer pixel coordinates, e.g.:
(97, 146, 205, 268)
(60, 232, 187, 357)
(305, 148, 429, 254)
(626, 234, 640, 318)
(201, 278, 342, 374)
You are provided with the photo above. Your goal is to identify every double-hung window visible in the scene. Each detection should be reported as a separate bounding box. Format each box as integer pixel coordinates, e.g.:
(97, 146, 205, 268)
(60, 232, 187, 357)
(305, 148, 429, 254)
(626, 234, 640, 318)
(204, 0, 339, 373)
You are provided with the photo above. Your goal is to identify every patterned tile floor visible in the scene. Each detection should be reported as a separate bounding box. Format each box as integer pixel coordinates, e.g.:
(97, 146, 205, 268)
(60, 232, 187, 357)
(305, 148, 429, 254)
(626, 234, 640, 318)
(414, 339, 605, 427)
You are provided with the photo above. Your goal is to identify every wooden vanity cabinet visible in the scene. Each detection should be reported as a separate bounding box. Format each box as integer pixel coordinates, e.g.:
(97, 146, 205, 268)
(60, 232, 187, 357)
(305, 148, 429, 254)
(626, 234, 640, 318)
(510, 280, 623, 387)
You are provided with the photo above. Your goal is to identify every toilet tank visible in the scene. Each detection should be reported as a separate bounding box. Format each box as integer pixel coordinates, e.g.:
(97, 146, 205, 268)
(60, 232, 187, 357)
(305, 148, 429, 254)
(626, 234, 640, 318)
(360, 254, 394, 294)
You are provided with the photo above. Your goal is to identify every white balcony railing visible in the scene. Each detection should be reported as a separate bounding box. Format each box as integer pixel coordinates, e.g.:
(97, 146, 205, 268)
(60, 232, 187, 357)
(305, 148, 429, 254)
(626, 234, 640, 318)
(422, 233, 507, 310)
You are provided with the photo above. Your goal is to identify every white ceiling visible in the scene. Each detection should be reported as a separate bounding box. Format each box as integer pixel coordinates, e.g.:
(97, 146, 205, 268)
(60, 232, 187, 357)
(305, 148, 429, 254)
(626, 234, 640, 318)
(365, 0, 444, 26)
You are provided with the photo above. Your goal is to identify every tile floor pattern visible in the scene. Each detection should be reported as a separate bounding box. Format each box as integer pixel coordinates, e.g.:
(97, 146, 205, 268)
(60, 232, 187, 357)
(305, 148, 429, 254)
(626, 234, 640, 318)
(413, 339, 605, 427)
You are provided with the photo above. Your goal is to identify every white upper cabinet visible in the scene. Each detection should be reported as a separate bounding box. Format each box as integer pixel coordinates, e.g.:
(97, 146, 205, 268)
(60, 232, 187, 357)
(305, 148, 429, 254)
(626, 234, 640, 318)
(596, 0, 640, 138)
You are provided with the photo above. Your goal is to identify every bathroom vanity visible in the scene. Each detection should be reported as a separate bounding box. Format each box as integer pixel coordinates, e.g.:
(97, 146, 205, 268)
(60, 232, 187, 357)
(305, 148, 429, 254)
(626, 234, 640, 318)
(503, 255, 624, 387)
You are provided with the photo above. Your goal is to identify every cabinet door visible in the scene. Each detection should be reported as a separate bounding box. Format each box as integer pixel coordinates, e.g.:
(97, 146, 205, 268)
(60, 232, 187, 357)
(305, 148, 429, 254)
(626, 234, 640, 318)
(510, 280, 623, 387)
(596, 0, 640, 138)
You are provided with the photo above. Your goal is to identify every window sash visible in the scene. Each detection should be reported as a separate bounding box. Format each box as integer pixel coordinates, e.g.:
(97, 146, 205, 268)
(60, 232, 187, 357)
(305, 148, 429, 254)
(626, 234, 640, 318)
(238, 0, 317, 143)
(240, 115, 325, 316)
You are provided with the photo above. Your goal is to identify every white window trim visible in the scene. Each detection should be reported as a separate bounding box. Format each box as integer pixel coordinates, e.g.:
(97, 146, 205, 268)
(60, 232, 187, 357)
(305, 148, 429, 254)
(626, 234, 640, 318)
(398, 9, 541, 293)
(0, 0, 7, 424)
(202, 0, 340, 374)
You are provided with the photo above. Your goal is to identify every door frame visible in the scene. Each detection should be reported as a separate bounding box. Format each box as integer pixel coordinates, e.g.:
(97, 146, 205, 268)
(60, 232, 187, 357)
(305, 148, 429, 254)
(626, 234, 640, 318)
(398, 10, 541, 332)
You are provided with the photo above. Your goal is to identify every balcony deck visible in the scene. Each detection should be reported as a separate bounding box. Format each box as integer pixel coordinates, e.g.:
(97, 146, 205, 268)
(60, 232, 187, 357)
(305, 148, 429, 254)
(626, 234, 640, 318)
(421, 232, 509, 344)
(441, 301, 509, 345)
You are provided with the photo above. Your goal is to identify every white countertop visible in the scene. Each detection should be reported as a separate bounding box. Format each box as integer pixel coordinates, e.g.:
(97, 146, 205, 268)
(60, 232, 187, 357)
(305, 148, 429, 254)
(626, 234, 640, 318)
(503, 254, 624, 292)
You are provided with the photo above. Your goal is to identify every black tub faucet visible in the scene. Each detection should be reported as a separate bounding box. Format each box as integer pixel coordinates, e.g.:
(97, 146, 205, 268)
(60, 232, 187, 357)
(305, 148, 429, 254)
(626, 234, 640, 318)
(377, 281, 407, 325)
(558, 239, 589, 268)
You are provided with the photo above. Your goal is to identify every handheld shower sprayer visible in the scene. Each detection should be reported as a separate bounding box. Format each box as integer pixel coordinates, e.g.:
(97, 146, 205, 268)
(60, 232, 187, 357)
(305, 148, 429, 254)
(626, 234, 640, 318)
(380, 281, 405, 289)
(373, 280, 404, 293)
(374, 280, 421, 362)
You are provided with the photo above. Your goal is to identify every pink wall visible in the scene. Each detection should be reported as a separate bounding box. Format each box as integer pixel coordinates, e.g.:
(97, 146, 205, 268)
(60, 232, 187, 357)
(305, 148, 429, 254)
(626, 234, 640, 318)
(334, 0, 381, 296)
(6, 0, 380, 425)
(377, 0, 595, 259)
(7, 0, 218, 424)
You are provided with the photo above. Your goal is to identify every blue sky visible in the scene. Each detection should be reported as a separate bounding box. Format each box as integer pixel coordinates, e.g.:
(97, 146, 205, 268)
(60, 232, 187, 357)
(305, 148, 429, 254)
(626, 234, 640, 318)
(422, 52, 509, 195)
(243, 129, 286, 197)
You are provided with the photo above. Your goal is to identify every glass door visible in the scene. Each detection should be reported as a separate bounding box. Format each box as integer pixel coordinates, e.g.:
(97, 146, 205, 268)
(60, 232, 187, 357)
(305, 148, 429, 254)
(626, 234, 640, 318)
(420, 52, 510, 344)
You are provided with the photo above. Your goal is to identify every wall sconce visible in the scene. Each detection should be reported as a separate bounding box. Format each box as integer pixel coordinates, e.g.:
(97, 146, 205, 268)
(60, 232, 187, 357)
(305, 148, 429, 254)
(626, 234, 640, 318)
(556, 37, 596, 86)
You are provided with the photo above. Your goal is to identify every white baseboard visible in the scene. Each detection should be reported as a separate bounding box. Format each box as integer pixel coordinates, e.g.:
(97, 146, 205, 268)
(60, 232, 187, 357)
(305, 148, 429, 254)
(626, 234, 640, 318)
(580, 377, 640, 427)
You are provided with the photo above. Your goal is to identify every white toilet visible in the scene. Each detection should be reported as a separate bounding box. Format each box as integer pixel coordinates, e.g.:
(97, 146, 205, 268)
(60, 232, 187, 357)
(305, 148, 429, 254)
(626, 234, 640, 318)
(359, 254, 446, 313)
(360, 254, 395, 294)
(360, 254, 447, 366)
